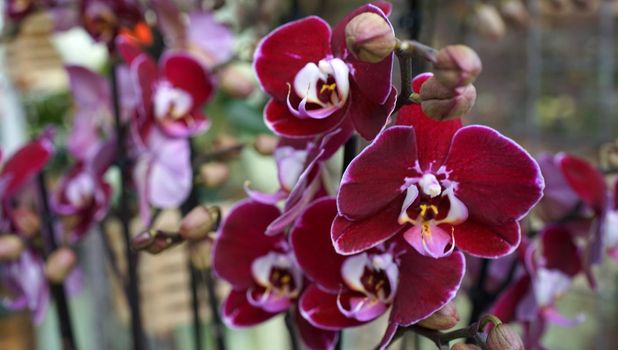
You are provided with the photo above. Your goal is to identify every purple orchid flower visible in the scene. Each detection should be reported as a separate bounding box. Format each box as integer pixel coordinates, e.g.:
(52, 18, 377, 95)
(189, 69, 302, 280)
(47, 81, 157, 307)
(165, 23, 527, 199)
(291, 197, 465, 349)
(212, 200, 339, 350)
(333, 74, 544, 260)
(253, 3, 397, 140)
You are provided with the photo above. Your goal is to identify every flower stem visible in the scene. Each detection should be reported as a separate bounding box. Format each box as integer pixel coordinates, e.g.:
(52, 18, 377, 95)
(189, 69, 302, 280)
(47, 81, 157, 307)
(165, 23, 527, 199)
(284, 311, 300, 350)
(109, 60, 147, 350)
(342, 135, 359, 174)
(37, 172, 78, 350)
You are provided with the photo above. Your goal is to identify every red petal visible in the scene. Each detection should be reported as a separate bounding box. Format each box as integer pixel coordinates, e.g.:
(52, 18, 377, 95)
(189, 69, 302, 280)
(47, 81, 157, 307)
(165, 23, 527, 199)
(291, 197, 345, 293)
(299, 284, 365, 330)
(444, 126, 544, 226)
(331, 4, 393, 104)
(536, 153, 581, 223)
(264, 99, 347, 138)
(490, 275, 531, 323)
(212, 200, 282, 289)
(294, 308, 339, 350)
(131, 54, 158, 118)
(338, 126, 417, 220)
(396, 103, 462, 171)
(349, 83, 397, 141)
(454, 220, 521, 258)
(116, 35, 143, 65)
(222, 289, 278, 328)
(541, 226, 582, 277)
(254, 16, 332, 101)
(332, 197, 404, 255)
(557, 153, 607, 214)
(1, 133, 54, 199)
(389, 249, 465, 326)
(161, 52, 214, 106)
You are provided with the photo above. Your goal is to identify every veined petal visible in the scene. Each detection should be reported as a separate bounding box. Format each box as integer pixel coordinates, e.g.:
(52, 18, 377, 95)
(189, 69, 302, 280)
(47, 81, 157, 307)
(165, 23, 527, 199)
(293, 309, 339, 350)
(402, 224, 454, 259)
(222, 289, 279, 328)
(254, 16, 332, 101)
(338, 126, 418, 220)
(557, 153, 607, 214)
(161, 52, 214, 107)
(299, 284, 365, 330)
(348, 83, 397, 141)
(212, 200, 282, 289)
(290, 197, 345, 293)
(264, 99, 347, 138)
(454, 220, 521, 258)
(444, 125, 545, 226)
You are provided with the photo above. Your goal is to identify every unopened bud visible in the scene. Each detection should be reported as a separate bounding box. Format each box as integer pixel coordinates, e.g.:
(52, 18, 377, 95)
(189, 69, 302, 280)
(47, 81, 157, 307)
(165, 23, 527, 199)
(451, 344, 481, 350)
(200, 162, 230, 188)
(0, 235, 25, 261)
(433, 45, 482, 89)
(190, 239, 212, 269)
(345, 12, 396, 63)
(500, 0, 529, 27)
(12, 207, 41, 238)
(419, 77, 476, 121)
(179, 206, 220, 240)
(45, 247, 77, 283)
(219, 63, 256, 98)
(474, 4, 506, 41)
(254, 134, 279, 156)
(131, 230, 181, 254)
(213, 134, 242, 160)
(487, 323, 524, 350)
(418, 301, 460, 330)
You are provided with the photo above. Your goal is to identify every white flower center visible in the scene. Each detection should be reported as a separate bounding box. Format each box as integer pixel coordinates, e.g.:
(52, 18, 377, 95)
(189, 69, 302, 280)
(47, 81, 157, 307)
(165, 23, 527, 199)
(153, 82, 193, 120)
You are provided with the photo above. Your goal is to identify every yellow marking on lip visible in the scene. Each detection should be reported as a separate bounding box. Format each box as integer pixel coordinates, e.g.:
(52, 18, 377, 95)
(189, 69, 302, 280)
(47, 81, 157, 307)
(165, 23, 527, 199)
(320, 83, 337, 94)
(419, 204, 439, 217)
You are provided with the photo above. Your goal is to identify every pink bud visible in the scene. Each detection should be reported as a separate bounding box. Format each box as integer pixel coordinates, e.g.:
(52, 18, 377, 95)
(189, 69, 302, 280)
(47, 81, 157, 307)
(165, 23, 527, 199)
(131, 230, 181, 255)
(200, 162, 230, 188)
(487, 323, 524, 350)
(254, 134, 279, 156)
(474, 4, 506, 41)
(419, 77, 477, 121)
(179, 206, 219, 240)
(213, 134, 242, 161)
(13, 207, 41, 238)
(418, 300, 460, 330)
(433, 45, 482, 89)
(45, 247, 77, 283)
(0, 235, 25, 262)
(500, 0, 529, 27)
(345, 12, 396, 63)
(219, 63, 256, 98)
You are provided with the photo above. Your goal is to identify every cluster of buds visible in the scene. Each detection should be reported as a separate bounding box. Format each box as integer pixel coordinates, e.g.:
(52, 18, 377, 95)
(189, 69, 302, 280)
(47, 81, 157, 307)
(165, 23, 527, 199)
(131, 205, 220, 254)
(419, 45, 482, 121)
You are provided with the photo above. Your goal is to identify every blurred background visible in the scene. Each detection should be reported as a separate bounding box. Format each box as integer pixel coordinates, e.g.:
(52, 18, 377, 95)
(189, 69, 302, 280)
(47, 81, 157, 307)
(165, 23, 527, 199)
(0, 0, 617, 349)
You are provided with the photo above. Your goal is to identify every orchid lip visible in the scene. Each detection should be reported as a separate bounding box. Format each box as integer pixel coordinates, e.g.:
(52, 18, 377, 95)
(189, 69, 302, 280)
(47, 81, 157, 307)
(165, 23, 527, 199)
(153, 82, 194, 121)
(287, 58, 350, 120)
(250, 251, 302, 308)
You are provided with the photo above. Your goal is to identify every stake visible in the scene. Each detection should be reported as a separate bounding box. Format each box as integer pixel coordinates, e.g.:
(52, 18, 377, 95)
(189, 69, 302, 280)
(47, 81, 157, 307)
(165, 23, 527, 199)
(109, 60, 147, 350)
(37, 172, 78, 350)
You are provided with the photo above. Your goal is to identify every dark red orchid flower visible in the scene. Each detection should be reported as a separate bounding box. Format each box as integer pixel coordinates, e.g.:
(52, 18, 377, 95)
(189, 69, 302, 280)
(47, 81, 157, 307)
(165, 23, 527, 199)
(80, 0, 143, 46)
(212, 200, 338, 349)
(333, 74, 544, 260)
(118, 38, 215, 139)
(253, 3, 397, 140)
(491, 232, 584, 350)
(291, 197, 465, 349)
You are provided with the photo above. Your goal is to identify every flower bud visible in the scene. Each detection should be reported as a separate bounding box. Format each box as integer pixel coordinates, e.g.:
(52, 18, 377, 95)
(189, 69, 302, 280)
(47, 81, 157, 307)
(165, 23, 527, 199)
(254, 134, 279, 156)
(345, 12, 396, 63)
(500, 0, 529, 27)
(12, 207, 41, 238)
(474, 4, 506, 41)
(433, 45, 482, 89)
(179, 205, 219, 240)
(200, 162, 231, 188)
(418, 301, 460, 330)
(45, 247, 77, 283)
(213, 134, 243, 160)
(451, 344, 481, 350)
(420, 77, 477, 121)
(487, 323, 524, 350)
(131, 230, 180, 254)
(0, 235, 25, 262)
(219, 63, 256, 98)
(189, 239, 212, 269)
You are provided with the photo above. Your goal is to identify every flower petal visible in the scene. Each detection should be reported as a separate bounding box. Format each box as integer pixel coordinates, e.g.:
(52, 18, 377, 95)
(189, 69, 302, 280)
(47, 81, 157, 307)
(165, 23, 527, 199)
(348, 83, 397, 141)
(490, 275, 532, 323)
(389, 249, 465, 326)
(536, 153, 581, 223)
(557, 153, 607, 214)
(264, 99, 347, 138)
(332, 197, 405, 255)
(294, 308, 339, 350)
(299, 284, 365, 330)
(212, 200, 282, 289)
(222, 289, 278, 328)
(291, 197, 345, 293)
(147, 134, 192, 208)
(444, 125, 545, 226)
(338, 125, 418, 220)
(541, 226, 581, 277)
(254, 16, 332, 101)
(161, 52, 214, 106)
(454, 220, 521, 258)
